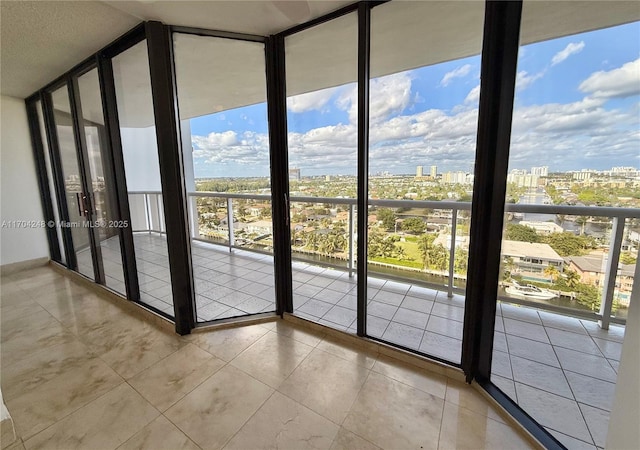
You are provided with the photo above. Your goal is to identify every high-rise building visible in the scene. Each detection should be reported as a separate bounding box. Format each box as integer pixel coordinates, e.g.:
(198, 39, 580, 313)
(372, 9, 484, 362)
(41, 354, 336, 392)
(430, 165, 437, 178)
(288, 168, 301, 181)
(416, 166, 423, 177)
(531, 166, 549, 177)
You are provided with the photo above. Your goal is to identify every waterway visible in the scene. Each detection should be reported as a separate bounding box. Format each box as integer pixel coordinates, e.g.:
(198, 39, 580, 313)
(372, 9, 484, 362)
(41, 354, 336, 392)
(514, 188, 609, 238)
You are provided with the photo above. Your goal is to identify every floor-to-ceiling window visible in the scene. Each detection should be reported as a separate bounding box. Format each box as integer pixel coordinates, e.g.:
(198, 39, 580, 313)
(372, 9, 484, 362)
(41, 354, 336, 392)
(35, 100, 66, 266)
(173, 32, 275, 322)
(490, 4, 639, 447)
(285, 12, 360, 332)
(112, 40, 174, 317)
(365, 0, 485, 363)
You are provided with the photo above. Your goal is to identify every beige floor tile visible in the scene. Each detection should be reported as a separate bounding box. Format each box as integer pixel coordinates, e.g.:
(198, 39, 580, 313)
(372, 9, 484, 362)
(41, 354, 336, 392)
(270, 321, 325, 347)
(0, 290, 37, 311)
(438, 401, 533, 449)
(343, 372, 444, 450)
(0, 301, 46, 325)
(329, 428, 381, 450)
(21, 278, 84, 302)
(2, 417, 17, 448)
(24, 383, 159, 450)
(129, 343, 225, 411)
(230, 331, 313, 388)
(117, 416, 199, 450)
(279, 348, 369, 424)
(7, 358, 123, 440)
(165, 365, 273, 450)
(445, 380, 507, 423)
(80, 319, 185, 379)
(316, 336, 378, 369)
(4, 439, 26, 450)
(1, 313, 77, 370)
(1, 309, 62, 343)
(188, 324, 269, 361)
(36, 292, 125, 335)
(1, 340, 97, 401)
(371, 354, 447, 400)
(223, 392, 338, 450)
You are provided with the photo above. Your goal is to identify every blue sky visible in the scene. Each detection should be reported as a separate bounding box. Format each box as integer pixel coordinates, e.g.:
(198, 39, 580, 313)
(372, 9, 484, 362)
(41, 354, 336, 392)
(189, 21, 639, 178)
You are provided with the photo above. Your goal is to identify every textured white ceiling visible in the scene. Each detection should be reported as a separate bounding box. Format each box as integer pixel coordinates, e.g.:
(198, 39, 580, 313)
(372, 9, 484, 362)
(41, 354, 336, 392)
(0, 0, 353, 99)
(0, 1, 140, 98)
(104, 0, 352, 36)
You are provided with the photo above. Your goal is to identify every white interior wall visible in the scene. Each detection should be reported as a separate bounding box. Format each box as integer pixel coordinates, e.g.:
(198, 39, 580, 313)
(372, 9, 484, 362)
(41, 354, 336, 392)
(120, 126, 162, 192)
(0, 95, 49, 265)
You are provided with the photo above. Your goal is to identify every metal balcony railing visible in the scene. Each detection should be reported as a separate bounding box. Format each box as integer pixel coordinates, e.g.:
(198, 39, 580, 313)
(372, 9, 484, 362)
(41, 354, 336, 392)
(128, 190, 639, 329)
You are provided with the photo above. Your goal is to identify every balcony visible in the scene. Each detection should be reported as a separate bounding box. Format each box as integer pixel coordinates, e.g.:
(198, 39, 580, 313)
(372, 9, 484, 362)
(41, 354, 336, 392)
(116, 190, 635, 448)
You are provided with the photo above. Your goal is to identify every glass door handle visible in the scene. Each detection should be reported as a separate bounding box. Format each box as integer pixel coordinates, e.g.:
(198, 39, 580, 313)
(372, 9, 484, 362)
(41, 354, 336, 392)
(76, 192, 83, 216)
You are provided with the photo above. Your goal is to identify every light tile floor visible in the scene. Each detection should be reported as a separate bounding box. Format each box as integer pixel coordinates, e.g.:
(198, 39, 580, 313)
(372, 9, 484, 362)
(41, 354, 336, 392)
(0, 265, 534, 450)
(79, 233, 624, 449)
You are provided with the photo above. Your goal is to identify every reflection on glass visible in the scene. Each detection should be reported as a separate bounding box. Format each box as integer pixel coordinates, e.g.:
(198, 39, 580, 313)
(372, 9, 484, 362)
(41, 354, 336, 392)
(50, 85, 94, 279)
(285, 12, 359, 332)
(112, 41, 174, 316)
(491, 7, 639, 447)
(365, 1, 484, 361)
(173, 33, 275, 322)
(77, 68, 126, 295)
(36, 100, 66, 265)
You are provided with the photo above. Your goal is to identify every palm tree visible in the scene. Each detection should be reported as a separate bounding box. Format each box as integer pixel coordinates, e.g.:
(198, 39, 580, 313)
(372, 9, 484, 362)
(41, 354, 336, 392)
(575, 216, 589, 236)
(556, 214, 566, 227)
(544, 265, 560, 283)
(564, 269, 581, 289)
(418, 234, 436, 269)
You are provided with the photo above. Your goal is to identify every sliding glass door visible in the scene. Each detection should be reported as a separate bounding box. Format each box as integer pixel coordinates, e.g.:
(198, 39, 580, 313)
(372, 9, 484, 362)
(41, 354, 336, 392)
(43, 71, 128, 295)
(75, 68, 127, 295)
(47, 84, 96, 280)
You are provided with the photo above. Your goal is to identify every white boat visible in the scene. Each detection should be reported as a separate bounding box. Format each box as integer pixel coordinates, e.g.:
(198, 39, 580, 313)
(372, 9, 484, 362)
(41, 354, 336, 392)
(506, 282, 558, 300)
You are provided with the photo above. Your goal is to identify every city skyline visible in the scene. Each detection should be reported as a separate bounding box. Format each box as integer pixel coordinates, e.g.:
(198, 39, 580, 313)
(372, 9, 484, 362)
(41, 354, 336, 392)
(189, 21, 639, 178)
(192, 164, 639, 181)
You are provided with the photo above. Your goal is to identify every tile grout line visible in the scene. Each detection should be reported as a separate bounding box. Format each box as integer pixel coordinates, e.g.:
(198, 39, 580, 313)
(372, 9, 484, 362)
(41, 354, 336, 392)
(539, 308, 597, 448)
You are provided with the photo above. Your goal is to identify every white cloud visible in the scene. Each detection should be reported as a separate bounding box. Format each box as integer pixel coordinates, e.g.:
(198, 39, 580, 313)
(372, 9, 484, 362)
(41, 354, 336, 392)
(551, 41, 585, 66)
(286, 86, 340, 113)
(440, 64, 472, 87)
(191, 61, 639, 175)
(579, 58, 640, 99)
(516, 70, 545, 91)
(465, 84, 480, 104)
(337, 72, 413, 125)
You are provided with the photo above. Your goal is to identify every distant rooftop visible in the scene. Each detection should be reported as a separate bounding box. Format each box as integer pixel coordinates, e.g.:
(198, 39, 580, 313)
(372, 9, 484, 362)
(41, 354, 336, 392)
(502, 240, 563, 262)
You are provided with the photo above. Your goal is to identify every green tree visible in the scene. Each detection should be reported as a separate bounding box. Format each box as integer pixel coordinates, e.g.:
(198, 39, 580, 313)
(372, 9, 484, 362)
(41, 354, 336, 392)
(417, 234, 437, 269)
(543, 265, 560, 282)
(454, 249, 468, 274)
(563, 269, 581, 289)
(376, 208, 397, 231)
(430, 244, 449, 271)
(620, 252, 637, 265)
(543, 232, 594, 256)
(505, 224, 540, 243)
(575, 216, 589, 235)
(401, 217, 427, 234)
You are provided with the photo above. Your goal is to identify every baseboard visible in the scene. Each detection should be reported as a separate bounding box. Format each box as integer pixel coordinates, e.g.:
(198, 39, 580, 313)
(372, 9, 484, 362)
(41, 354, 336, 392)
(0, 257, 49, 276)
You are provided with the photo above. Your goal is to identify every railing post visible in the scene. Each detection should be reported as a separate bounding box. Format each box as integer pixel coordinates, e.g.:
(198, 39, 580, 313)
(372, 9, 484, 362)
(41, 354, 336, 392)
(599, 216, 625, 330)
(448, 208, 458, 298)
(189, 195, 199, 238)
(348, 203, 355, 277)
(144, 193, 151, 233)
(227, 197, 234, 253)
